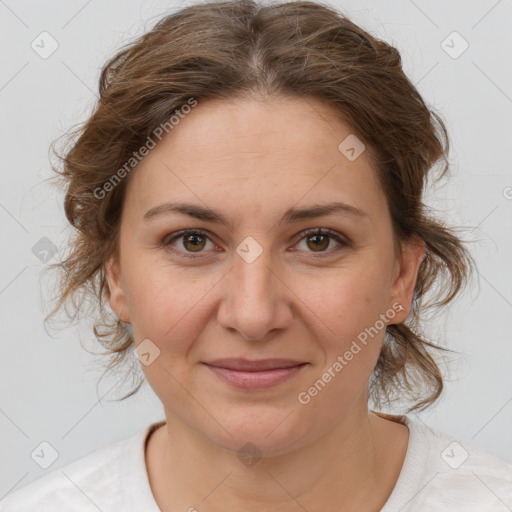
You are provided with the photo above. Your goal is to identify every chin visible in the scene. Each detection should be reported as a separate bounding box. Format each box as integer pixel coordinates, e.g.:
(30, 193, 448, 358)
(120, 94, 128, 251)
(203, 406, 312, 458)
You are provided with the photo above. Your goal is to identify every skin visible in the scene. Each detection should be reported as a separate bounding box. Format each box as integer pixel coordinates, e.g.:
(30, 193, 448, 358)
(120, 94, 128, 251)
(106, 95, 426, 512)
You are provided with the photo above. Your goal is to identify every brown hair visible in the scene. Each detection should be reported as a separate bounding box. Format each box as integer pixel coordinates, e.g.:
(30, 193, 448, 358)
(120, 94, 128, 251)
(45, 0, 474, 412)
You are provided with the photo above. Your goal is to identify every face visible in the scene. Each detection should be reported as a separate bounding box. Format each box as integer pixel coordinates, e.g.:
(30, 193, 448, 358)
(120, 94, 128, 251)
(106, 96, 424, 456)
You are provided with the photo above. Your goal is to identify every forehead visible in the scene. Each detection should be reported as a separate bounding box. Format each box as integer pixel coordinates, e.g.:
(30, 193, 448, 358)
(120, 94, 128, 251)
(123, 96, 386, 223)
(142, 95, 373, 165)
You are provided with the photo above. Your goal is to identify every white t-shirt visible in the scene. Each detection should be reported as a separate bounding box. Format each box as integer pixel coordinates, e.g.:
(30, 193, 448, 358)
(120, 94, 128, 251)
(1, 415, 511, 511)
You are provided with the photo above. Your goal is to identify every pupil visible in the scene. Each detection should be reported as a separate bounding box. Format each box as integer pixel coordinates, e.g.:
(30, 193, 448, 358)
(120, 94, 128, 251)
(185, 234, 205, 251)
(309, 234, 328, 251)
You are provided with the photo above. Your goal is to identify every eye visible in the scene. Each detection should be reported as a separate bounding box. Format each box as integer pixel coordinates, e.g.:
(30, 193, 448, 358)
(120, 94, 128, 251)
(163, 229, 217, 259)
(293, 228, 348, 256)
(162, 227, 349, 259)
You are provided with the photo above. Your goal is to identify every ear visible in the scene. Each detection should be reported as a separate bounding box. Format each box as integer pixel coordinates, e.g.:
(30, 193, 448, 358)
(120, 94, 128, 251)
(388, 235, 426, 324)
(105, 254, 131, 323)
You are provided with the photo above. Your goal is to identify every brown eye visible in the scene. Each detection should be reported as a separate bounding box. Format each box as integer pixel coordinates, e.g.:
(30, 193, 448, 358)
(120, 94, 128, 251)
(182, 232, 206, 252)
(163, 229, 215, 258)
(306, 232, 330, 252)
(295, 228, 348, 256)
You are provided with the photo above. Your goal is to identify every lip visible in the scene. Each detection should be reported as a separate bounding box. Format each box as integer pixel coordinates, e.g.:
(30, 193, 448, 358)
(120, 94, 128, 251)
(202, 358, 308, 390)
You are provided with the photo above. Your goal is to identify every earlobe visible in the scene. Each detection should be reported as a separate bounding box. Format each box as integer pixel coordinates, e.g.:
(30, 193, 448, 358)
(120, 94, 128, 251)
(105, 255, 131, 323)
(389, 236, 426, 323)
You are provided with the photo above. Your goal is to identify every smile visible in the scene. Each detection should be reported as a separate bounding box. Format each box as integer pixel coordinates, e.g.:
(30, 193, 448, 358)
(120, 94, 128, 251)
(201, 359, 308, 390)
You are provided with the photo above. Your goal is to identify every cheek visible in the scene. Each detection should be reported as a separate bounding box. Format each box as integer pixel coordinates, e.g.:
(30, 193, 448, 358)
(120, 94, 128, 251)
(124, 260, 217, 352)
(316, 261, 393, 347)
(297, 271, 391, 416)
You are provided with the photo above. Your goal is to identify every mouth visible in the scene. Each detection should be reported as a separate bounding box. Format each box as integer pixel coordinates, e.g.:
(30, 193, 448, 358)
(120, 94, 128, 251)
(201, 358, 308, 390)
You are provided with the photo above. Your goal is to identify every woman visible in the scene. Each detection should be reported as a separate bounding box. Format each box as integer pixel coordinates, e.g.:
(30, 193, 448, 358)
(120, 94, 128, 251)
(2, 0, 511, 510)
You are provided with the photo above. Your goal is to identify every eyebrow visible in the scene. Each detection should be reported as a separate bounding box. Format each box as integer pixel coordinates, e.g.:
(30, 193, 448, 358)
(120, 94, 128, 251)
(143, 201, 368, 228)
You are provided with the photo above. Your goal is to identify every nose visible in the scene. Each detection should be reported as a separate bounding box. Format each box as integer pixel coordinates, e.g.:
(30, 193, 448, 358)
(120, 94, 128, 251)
(216, 241, 293, 342)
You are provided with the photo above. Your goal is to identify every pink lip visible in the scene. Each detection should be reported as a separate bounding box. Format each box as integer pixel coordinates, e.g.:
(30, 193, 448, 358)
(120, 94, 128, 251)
(202, 359, 307, 390)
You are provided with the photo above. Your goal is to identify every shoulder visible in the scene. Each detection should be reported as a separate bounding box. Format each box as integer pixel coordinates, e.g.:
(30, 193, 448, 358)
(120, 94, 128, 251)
(387, 415, 512, 511)
(422, 427, 512, 510)
(0, 423, 158, 512)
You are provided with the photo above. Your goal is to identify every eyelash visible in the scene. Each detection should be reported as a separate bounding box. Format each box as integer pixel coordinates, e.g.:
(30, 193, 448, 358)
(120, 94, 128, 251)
(162, 228, 349, 260)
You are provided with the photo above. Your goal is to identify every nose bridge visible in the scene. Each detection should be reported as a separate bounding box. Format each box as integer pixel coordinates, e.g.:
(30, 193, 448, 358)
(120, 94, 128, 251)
(232, 234, 276, 305)
(217, 234, 289, 341)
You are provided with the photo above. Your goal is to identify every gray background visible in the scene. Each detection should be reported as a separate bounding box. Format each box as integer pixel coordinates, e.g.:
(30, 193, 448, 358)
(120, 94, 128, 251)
(1, 0, 511, 498)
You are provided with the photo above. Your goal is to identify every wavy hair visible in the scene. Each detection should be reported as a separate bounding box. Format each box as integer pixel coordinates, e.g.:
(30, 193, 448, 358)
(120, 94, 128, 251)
(45, 0, 474, 412)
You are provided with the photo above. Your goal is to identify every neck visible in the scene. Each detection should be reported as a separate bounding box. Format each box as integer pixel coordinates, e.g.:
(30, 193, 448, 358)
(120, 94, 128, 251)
(146, 400, 408, 512)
